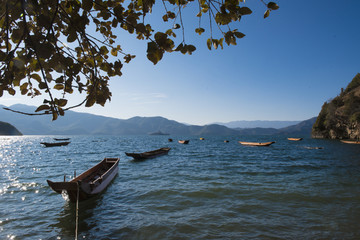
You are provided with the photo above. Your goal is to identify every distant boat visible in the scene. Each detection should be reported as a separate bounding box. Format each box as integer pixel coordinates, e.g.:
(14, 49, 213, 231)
(304, 146, 324, 149)
(168, 138, 173, 142)
(340, 140, 360, 144)
(224, 140, 229, 143)
(54, 138, 71, 141)
(47, 158, 119, 202)
(149, 131, 169, 135)
(200, 138, 205, 140)
(125, 147, 171, 160)
(238, 141, 275, 147)
(41, 141, 70, 147)
(287, 138, 303, 141)
(178, 140, 190, 144)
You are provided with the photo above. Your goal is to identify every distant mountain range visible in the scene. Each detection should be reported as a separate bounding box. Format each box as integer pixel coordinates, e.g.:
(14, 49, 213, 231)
(0, 104, 316, 136)
(214, 120, 301, 129)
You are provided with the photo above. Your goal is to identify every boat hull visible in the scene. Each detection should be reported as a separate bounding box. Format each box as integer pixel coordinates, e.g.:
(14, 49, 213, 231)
(41, 141, 70, 147)
(238, 141, 275, 146)
(47, 158, 119, 202)
(125, 147, 170, 160)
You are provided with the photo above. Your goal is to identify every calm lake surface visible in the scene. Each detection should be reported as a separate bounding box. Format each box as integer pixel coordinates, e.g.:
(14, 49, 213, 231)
(1, 135, 360, 239)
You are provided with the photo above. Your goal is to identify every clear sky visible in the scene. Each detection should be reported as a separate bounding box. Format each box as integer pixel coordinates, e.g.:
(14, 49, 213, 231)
(2, 0, 360, 125)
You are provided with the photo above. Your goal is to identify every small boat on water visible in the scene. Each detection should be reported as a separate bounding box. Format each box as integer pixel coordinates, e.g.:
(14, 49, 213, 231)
(54, 138, 71, 141)
(287, 138, 303, 141)
(47, 158, 120, 202)
(340, 140, 360, 144)
(125, 147, 171, 160)
(200, 138, 205, 140)
(304, 146, 323, 149)
(168, 138, 173, 142)
(224, 140, 229, 143)
(178, 140, 190, 144)
(238, 141, 275, 147)
(41, 141, 70, 147)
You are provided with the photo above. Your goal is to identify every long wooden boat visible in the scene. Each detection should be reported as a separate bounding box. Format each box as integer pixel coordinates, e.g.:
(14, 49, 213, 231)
(238, 141, 275, 146)
(41, 141, 70, 147)
(47, 158, 119, 202)
(54, 138, 70, 141)
(125, 147, 171, 160)
(287, 138, 303, 141)
(340, 140, 360, 144)
(178, 140, 189, 144)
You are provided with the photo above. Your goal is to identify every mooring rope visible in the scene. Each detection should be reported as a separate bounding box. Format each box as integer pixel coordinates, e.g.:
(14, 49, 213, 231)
(75, 181, 79, 240)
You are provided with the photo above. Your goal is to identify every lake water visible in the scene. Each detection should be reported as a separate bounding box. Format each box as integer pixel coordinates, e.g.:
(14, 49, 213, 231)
(1, 135, 360, 239)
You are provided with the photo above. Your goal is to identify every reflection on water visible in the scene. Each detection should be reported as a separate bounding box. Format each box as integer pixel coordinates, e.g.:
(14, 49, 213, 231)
(0, 135, 360, 239)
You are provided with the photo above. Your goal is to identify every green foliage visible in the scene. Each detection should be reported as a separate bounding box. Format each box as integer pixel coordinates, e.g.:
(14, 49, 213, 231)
(344, 73, 360, 94)
(0, 0, 279, 119)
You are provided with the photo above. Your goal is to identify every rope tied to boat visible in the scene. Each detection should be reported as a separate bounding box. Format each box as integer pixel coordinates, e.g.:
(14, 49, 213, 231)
(75, 181, 80, 240)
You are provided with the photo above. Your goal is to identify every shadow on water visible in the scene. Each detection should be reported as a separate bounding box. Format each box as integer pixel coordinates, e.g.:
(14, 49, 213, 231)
(51, 194, 104, 239)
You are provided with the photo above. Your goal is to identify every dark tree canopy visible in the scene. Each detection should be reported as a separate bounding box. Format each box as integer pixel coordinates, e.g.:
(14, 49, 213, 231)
(0, 0, 278, 120)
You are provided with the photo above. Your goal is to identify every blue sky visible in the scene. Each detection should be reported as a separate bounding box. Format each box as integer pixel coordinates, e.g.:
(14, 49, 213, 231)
(2, 0, 360, 125)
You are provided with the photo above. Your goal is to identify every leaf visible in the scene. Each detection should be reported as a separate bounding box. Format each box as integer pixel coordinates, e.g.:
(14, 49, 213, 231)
(7, 88, 15, 96)
(30, 74, 42, 82)
(267, 2, 279, 10)
(195, 28, 205, 35)
(111, 48, 118, 57)
(207, 39, 212, 50)
(52, 111, 58, 121)
(264, 9, 270, 19)
(82, 0, 93, 11)
(146, 42, 163, 65)
(54, 84, 64, 90)
(35, 104, 50, 112)
(239, 7, 252, 16)
(39, 82, 47, 89)
(234, 32, 245, 39)
(57, 99, 68, 107)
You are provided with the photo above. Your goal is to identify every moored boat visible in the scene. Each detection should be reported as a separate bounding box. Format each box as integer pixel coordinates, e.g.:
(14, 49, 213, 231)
(178, 140, 189, 144)
(340, 140, 360, 144)
(54, 138, 71, 141)
(168, 138, 173, 142)
(238, 141, 275, 146)
(125, 147, 171, 160)
(200, 138, 205, 140)
(287, 138, 303, 141)
(41, 141, 70, 147)
(47, 158, 119, 202)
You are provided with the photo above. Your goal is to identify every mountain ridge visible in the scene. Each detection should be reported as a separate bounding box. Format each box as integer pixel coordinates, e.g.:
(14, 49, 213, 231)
(1, 104, 315, 136)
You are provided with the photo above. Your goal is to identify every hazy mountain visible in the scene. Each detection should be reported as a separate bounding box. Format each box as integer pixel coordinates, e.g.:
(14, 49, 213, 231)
(0, 104, 315, 136)
(215, 120, 301, 129)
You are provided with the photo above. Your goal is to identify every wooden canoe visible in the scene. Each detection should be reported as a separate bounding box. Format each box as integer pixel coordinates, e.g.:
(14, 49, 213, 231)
(340, 140, 360, 144)
(41, 141, 70, 147)
(54, 138, 70, 141)
(238, 141, 275, 146)
(125, 147, 171, 160)
(178, 140, 189, 144)
(287, 138, 303, 141)
(47, 158, 119, 202)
